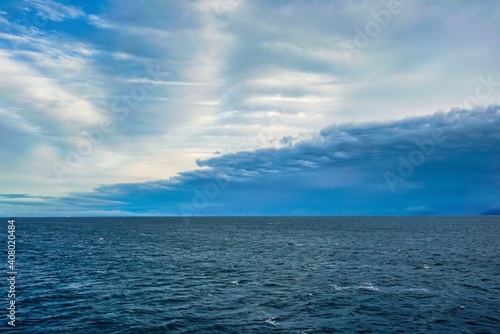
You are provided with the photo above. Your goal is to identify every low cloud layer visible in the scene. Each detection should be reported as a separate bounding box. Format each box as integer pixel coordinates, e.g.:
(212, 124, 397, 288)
(3, 106, 499, 216)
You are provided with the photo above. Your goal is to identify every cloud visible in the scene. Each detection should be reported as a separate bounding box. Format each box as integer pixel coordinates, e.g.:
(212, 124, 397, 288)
(3, 106, 499, 216)
(27, 0, 85, 22)
(0, 0, 499, 214)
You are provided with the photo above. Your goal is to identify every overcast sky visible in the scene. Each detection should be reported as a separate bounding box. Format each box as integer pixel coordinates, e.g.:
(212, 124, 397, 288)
(1, 0, 499, 216)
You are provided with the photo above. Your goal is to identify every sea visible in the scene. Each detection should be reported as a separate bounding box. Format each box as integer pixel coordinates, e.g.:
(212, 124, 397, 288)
(1, 216, 499, 333)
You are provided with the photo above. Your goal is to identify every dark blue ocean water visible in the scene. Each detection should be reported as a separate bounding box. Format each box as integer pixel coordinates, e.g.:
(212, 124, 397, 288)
(1, 216, 499, 333)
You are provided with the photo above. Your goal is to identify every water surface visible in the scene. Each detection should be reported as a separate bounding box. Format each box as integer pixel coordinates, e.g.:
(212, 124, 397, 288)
(3, 216, 499, 333)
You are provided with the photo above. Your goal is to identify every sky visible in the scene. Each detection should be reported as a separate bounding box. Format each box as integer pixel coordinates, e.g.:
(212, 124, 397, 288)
(0, 0, 499, 216)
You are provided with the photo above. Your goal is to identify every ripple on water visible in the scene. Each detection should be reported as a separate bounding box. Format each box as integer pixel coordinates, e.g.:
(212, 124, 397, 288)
(5, 216, 499, 333)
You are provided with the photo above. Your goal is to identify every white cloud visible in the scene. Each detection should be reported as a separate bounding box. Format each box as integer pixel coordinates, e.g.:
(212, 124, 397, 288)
(27, 0, 85, 22)
(0, 51, 104, 128)
(195, 0, 243, 15)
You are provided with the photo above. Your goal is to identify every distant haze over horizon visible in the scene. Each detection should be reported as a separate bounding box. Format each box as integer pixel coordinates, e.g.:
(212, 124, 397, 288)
(0, 0, 499, 216)
(3, 212, 500, 218)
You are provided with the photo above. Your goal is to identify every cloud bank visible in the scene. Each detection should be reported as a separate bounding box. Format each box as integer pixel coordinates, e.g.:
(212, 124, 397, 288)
(2, 106, 499, 216)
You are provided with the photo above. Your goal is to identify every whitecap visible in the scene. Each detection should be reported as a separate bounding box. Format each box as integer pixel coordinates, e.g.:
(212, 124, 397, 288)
(331, 284, 346, 291)
(406, 287, 429, 293)
(357, 283, 380, 291)
(265, 317, 280, 326)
